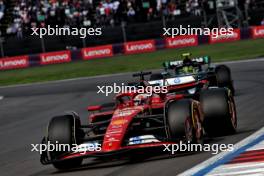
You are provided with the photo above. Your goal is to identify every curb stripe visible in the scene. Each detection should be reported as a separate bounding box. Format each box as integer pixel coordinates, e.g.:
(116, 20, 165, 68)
(192, 134, 264, 176)
(179, 127, 264, 176)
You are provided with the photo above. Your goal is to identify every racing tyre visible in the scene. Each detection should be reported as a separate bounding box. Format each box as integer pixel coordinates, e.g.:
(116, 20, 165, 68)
(167, 99, 203, 144)
(200, 88, 237, 136)
(215, 65, 235, 95)
(47, 114, 83, 170)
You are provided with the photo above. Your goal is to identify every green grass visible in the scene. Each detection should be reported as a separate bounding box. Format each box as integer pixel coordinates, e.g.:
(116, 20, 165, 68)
(1, 39, 264, 86)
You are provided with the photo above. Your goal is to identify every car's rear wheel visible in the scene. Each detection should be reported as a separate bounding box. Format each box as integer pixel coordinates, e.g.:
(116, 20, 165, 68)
(200, 88, 237, 136)
(215, 65, 235, 95)
(167, 99, 203, 144)
(47, 114, 83, 170)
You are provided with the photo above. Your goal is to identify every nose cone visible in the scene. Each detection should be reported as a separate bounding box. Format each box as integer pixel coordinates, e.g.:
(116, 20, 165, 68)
(102, 118, 129, 152)
(102, 107, 142, 152)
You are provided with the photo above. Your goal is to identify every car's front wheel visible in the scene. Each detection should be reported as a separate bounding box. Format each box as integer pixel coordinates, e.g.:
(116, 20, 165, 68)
(47, 114, 83, 170)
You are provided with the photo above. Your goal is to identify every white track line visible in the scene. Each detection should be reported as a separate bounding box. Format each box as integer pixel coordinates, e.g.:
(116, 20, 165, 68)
(179, 126, 264, 176)
(0, 57, 264, 89)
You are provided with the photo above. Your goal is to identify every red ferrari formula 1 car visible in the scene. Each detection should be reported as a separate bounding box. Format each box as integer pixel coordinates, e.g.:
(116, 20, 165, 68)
(40, 72, 237, 170)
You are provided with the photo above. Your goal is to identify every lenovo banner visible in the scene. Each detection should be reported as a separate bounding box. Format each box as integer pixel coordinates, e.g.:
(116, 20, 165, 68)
(165, 35, 198, 48)
(124, 40, 156, 54)
(209, 29, 240, 44)
(0, 55, 29, 70)
(251, 26, 264, 39)
(82, 45, 113, 60)
(40, 50, 71, 65)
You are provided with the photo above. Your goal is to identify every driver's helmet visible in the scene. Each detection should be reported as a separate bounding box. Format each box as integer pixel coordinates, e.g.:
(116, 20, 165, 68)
(182, 53, 193, 65)
(180, 53, 195, 74)
(133, 94, 149, 106)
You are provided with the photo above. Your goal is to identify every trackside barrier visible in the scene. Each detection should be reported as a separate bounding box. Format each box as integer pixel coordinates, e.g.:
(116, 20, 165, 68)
(124, 40, 156, 54)
(0, 55, 29, 70)
(82, 45, 113, 60)
(0, 26, 264, 71)
(165, 35, 198, 48)
(251, 26, 264, 39)
(40, 50, 71, 65)
(209, 29, 241, 44)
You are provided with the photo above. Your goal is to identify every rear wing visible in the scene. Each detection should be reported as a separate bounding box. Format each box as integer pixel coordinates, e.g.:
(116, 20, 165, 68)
(163, 56, 211, 70)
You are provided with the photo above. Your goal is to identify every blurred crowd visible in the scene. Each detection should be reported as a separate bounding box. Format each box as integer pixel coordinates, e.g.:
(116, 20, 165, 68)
(245, 0, 264, 9)
(1, 0, 264, 37)
(0, 0, 5, 20)
(5, 0, 204, 36)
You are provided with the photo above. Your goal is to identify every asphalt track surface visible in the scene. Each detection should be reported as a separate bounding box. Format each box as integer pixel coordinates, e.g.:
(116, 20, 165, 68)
(0, 59, 264, 176)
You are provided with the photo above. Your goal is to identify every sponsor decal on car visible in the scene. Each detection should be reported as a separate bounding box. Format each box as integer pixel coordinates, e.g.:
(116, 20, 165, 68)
(0, 55, 29, 70)
(111, 119, 128, 125)
(105, 137, 120, 142)
(128, 135, 160, 145)
(174, 78, 181, 84)
(82, 45, 113, 60)
(165, 35, 198, 48)
(113, 109, 137, 118)
(40, 50, 71, 65)
(251, 26, 264, 39)
(124, 40, 156, 54)
(149, 76, 195, 86)
(129, 136, 142, 144)
(209, 29, 240, 44)
(166, 76, 195, 85)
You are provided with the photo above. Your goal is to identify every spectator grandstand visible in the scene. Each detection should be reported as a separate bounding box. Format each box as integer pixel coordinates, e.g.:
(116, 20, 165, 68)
(0, 0, 263, 57)
(0, 0, 263, 37)
(0, 0, 4, 20)
(2, 0, 205, 37)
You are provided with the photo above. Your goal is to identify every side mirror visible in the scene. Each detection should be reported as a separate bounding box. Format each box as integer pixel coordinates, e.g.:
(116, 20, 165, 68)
(87, 105, 102, 112)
